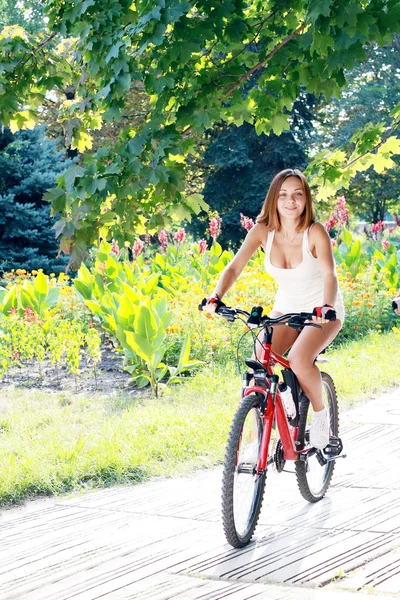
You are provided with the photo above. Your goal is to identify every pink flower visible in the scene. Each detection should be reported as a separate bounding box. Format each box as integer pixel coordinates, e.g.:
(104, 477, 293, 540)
(371, 221, 385, 240)
(388, 227, 395, 233)
(24, 306, 37, 322)
(325, 216, 337, 233)
(174, 228, 186, 244)
(158, 229, 168, 250)
(198, 239, 208, 254)
(371, 221, 385, 233)
(209, 215, 222, 241)
(145, 234, 151, 245)
(111, 239, 119, 256)
(331, 239, 337, 247)
(382, 240, 390, 251)
(240, 213, 255, 232)
(337, 196, 346, 208)
(133, 239, 144, 257)
(335, 196, 349, 225)
(12, 352, 19, 360)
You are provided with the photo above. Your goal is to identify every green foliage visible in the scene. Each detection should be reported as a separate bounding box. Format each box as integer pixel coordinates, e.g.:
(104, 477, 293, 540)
(308, 38, 400, 218)
(2, 1, 400, 266)
(0, 271, 60, 319)
(0, 270, 101, 380)
(73, 241, 203, 395)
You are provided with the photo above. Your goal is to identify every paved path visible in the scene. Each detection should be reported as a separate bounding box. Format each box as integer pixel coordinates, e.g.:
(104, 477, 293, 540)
(1, 388, 400, 600)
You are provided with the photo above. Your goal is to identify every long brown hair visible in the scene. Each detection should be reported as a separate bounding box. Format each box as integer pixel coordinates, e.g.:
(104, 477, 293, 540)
(256, 168, 315, 231)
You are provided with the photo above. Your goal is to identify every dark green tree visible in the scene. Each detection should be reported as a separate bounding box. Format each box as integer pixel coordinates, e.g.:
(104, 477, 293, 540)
(189, 122, 307, 248)
(0, 126, 74, 274)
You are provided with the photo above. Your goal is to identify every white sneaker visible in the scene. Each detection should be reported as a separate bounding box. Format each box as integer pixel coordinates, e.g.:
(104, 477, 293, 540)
(310, 407, 330, 449)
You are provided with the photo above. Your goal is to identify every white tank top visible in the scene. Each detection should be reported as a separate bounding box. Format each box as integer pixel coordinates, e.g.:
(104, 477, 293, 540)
(264, 228, 345, 322)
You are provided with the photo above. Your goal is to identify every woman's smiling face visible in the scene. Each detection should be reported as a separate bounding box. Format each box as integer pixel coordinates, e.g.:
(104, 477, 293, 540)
(276, 176, 306, 221)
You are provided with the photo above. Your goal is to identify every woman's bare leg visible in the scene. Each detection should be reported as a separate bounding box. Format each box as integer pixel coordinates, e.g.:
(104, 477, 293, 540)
(287, 320, 342, 411)
(254, 311, 299, 360)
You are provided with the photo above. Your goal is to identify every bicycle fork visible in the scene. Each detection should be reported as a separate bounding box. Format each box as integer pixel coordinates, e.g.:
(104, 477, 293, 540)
(256, 375, 308, 475)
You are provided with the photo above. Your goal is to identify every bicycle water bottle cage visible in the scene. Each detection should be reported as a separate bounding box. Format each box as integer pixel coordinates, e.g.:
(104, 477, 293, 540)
(281, 369, 300, 426)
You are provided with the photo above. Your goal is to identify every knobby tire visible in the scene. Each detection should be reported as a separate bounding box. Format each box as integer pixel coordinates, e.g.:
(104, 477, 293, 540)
(221, 393, 267, 548)
(295, 371, 339, 502)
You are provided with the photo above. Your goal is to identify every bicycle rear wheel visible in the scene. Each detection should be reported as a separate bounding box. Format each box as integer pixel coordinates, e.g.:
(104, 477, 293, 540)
(295, 372, 339, 502)
(222, 393, 267, 548)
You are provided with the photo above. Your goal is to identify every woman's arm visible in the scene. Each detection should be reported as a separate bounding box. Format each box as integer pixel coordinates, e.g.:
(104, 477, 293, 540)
(206, 224, 265, 305)
(310, 223, 338, 307)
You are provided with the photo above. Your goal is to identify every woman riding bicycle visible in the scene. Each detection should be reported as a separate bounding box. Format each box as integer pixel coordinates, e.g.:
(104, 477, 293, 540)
(203, 168, 345, 450)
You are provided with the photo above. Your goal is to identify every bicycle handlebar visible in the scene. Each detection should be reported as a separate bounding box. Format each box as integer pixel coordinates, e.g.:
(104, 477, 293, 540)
(216, 306, 316, 327)
(199, 298, 322, 327)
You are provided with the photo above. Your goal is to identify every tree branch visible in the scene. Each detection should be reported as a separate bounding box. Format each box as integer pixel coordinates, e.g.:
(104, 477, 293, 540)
(216, 8, 282, 70)
(10, 31, 58, 75)
(221, 23, 306, 98)
(182, 23, 306, 137)
(345, 117, 400, 170)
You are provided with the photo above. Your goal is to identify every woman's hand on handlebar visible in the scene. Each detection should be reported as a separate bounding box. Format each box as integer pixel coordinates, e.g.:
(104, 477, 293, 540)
(312, 304, 337, 324)
(198, 294, 226, 314)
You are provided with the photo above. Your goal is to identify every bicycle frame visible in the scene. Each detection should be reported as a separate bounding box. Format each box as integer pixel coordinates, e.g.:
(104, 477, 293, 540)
(242, 326, 300, 472)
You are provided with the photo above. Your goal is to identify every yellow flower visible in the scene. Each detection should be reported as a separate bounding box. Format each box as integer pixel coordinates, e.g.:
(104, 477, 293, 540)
(31, 270, 38, 275)
(367, 302, 373, 308)
(166, 325, 181, 333)
(50, 273, 55, 278)
(376, 324, 382, 329)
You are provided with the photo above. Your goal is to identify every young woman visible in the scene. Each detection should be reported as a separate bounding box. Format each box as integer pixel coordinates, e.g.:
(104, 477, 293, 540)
(203, 168, 345, 450)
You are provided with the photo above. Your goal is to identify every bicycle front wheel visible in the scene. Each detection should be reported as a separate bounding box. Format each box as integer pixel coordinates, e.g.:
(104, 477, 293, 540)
(222, 394, 267, 548)
(295, 371, 339, 502)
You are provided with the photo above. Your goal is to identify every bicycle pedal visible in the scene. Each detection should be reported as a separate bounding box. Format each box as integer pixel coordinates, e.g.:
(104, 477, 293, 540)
(323, 436, 344, 457)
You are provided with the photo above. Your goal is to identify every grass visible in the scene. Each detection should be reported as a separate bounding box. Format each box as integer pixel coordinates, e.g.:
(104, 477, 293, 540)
(0, 329, 398, 507)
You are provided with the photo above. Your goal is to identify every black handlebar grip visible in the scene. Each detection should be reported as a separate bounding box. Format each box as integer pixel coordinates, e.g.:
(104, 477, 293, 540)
(198, 298, 207, 311)
(325, 308, 336, 321)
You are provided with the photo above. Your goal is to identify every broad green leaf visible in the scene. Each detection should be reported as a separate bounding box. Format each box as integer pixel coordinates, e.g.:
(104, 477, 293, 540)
(340, 228, 353, 246)
(74, 280, 92, 300)
(1, 287, 18, 315)
(33, 272, 48, 302)
(177, 334, 190, 369)
(134, 305, 157, 341)
(124, 331, 154, 363)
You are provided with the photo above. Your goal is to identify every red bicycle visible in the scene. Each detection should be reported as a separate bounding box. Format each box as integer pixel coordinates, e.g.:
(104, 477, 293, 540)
(214, 305, 345, 548)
